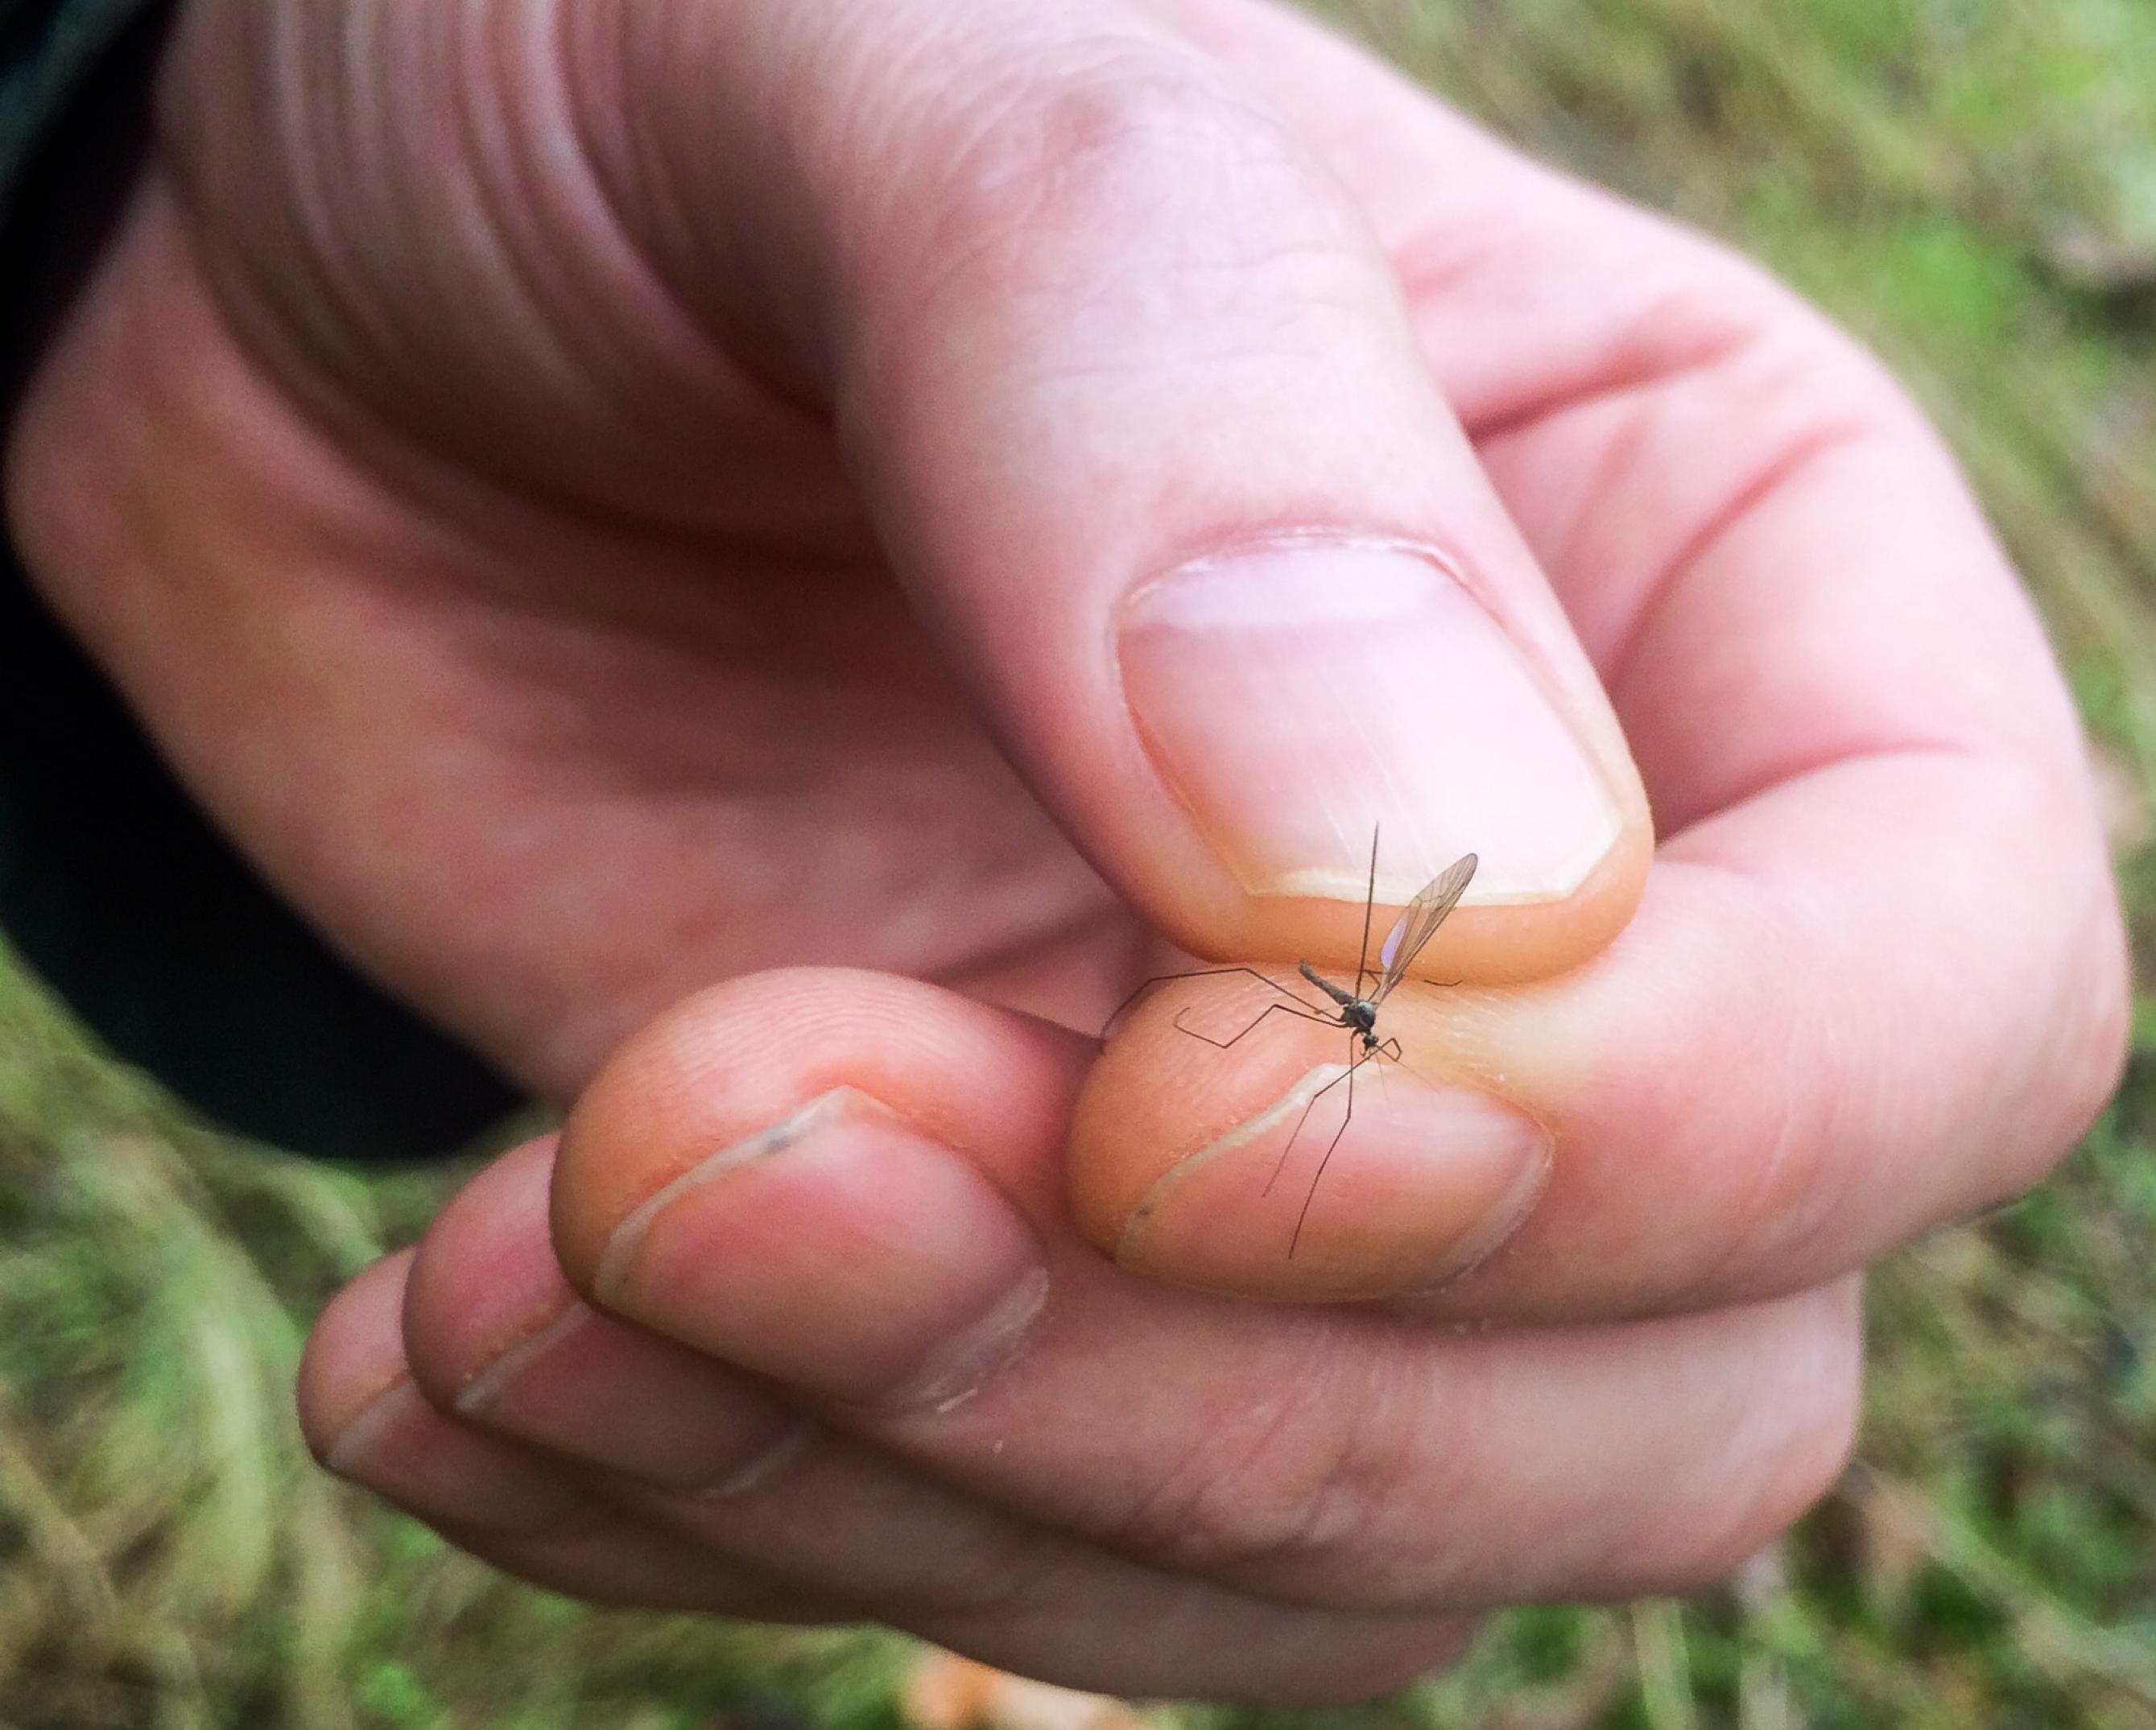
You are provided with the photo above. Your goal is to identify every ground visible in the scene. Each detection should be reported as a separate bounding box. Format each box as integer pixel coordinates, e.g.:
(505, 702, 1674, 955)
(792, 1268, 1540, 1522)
(7, 1, 2156, 1724)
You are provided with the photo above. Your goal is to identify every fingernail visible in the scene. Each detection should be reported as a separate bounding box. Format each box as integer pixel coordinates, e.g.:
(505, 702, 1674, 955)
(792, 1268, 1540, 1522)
(593, 1089, 1049, 1410)
(1121, 536, 1621, 903)
(454, 1303, 812, 1496)
(1113, 1067, 1551, 1301)
(322, 1379, 591, 1532)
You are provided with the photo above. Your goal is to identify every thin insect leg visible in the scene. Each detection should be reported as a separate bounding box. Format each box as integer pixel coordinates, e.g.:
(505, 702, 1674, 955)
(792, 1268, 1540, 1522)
(1172, 999, 1340, 1050)
(1103, 966, 1332, 1038)
(1258, 1018, 1353, 1191)
(1262, 1052, 1357, 1199)
(1353, 824, 1380, 999)
(1362, 1034, 1405, 1115)
(1292, 1038, 1380, 1259)
(1375, 1035, 1415, 1113)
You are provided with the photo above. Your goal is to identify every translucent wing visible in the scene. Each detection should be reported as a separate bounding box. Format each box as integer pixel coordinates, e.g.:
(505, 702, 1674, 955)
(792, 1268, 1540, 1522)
(1372, 853, 1477, 1004)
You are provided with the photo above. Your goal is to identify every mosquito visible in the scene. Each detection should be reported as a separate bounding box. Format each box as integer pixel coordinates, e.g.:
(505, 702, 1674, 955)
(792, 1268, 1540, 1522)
(1108, 830, 1478, 1255)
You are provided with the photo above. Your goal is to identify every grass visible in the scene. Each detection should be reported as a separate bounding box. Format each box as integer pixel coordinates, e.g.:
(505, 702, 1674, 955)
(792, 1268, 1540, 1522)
(8, 0, 2156, 1723)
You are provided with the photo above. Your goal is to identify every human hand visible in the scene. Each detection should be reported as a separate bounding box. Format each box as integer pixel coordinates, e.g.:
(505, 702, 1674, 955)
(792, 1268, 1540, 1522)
(10, 0, 2125, 1702)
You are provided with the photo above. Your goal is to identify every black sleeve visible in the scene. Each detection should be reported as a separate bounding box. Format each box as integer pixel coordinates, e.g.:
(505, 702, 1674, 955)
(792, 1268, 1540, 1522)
(2, 0, 523, 1160)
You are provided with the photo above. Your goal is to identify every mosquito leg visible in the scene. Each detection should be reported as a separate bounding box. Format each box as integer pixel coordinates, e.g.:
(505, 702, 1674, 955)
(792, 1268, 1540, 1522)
(1291, 1034, 1375, 1258)
(1261, 1053, 1356, 1199)
(1261, 1024, 1369, 1204)
(1173, 999, 1340, 1050)
(1367, 1038, 1414, 1121)
(1103, 967, 1332, 1038)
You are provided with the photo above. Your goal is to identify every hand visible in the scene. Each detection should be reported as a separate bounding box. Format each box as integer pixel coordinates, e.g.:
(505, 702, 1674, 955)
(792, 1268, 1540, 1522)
(10, 0, 2125, 1703)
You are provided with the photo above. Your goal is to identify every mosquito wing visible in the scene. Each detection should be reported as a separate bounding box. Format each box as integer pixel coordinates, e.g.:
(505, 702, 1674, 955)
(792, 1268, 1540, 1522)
(1371, 853, 1477, 1004)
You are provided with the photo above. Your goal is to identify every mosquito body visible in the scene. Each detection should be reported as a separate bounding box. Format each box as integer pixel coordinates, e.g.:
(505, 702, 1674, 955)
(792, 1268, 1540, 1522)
(1109, 831, 1478, 1255)
(1296, 960, 1382, 1051)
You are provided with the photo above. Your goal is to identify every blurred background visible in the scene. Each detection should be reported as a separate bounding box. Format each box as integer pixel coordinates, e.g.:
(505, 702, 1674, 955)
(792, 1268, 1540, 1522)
(8, 0, 2156, 1724)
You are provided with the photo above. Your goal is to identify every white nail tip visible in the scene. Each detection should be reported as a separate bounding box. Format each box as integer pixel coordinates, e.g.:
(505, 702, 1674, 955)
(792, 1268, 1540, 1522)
(452, 1304, 594, 1418)
(590, 1087, 877, 1303)
(323, 1378, 419, 1478)
(1116, 1064, 1353, 1262)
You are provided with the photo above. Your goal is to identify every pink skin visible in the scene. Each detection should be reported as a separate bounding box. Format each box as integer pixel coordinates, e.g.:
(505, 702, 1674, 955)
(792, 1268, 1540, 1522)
(6, 0, 2126, 1704)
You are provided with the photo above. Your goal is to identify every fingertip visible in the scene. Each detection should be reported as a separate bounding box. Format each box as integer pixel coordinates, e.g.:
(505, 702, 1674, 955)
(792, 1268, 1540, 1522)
(550, 968, 1092, 1296)
(1069, 976, 1553, 1301)
(401, 1135, 570, 1408)
(296, 1248, 415, 1464)
(1175, 808, 1654, 989)
(1069, 983, 1250, 1257)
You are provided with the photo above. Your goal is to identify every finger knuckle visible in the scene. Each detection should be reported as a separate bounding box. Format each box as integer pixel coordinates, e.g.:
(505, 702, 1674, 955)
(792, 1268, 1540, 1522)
(1101, 1335, 1425, 1584)
(904, 41, 1370, 322)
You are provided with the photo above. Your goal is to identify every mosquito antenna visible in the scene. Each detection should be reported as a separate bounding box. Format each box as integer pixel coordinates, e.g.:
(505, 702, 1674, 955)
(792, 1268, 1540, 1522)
(1353, 824, 1380, 999)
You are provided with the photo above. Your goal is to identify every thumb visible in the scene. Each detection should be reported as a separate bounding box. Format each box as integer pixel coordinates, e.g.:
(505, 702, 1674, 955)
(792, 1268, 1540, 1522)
(623, 0, 1649, 977)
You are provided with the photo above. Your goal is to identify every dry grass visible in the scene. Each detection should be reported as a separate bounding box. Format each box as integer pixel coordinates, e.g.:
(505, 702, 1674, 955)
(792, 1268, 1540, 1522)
(8, 1, 2156, 1724)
